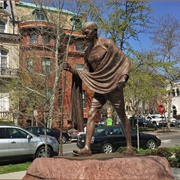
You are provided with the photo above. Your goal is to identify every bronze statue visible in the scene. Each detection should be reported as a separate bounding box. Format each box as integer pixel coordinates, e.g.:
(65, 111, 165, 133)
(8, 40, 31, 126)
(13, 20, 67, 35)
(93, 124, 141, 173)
(63, 21, 133, 156)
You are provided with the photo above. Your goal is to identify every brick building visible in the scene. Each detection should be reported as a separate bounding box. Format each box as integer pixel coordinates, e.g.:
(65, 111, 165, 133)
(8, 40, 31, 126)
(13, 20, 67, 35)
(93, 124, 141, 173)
(0, 0, 93, 130)
(0, 0, 19, 123)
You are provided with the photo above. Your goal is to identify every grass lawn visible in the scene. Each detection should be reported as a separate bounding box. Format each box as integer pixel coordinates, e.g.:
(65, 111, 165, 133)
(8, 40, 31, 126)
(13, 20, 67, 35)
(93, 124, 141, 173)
(0, 161, 32, 174)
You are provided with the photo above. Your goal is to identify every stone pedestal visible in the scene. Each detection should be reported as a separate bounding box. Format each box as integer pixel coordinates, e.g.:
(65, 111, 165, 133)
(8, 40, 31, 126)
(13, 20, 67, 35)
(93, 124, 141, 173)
(22, 153, 174, 180)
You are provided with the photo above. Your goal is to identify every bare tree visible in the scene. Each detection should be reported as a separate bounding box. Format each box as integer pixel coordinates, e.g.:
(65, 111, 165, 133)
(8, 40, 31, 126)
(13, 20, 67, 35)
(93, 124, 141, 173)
(151, 14, 180, 129)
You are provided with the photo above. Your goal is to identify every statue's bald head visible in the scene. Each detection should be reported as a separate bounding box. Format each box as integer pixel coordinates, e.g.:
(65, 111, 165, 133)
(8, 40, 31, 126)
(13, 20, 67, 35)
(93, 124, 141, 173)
(82, 21, 98, 32)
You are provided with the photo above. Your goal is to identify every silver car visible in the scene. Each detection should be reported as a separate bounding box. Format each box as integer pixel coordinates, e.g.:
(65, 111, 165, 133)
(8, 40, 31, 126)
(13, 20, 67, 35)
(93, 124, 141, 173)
(175, 119, 180, 128)
(0, 125, 59, 160)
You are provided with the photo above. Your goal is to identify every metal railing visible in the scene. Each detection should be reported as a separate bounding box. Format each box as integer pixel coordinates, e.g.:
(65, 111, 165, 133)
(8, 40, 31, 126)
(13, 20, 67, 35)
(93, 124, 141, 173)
(0, 111, 10, 120)
(0, 68, 18, 76)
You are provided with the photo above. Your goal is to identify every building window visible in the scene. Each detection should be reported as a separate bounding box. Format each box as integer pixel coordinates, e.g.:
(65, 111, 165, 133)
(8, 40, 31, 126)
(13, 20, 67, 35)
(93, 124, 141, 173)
(177, 88, 179, 96)
(0, 93, 9, 112)
(82, 90, 86, 108)
(43, 35, 50, 44)
(33, 9, 46, 21)
(42, 58, 51, 74)
(76, 43, 85, 52)
(0, 50, 7, 74)
(26, 58, 33, 72)
(67, 120, 72, 124)
(71, 16, 82, 30)
(58, 88, 62, 107)
(30, 34, 38, 44)
(0, 1, 4, 9)
(76, 64, 84, 70)
(172, 106, 177, 116)
(0, 21, 5, 33)
(172, 89, 175, 97)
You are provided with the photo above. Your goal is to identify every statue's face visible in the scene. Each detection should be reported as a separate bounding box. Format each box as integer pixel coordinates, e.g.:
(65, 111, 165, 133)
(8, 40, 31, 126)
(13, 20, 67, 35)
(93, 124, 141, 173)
(82, 24, 97, 42)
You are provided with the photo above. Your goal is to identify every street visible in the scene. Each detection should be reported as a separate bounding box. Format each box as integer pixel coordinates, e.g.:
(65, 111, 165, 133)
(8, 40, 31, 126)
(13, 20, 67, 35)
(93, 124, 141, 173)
(62, 127, 180, 155)
(143, 127, 180, 148)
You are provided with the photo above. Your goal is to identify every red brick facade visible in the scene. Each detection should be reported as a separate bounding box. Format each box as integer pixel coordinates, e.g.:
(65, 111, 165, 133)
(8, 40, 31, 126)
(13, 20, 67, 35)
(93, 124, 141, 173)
(19, 21, 93, 130)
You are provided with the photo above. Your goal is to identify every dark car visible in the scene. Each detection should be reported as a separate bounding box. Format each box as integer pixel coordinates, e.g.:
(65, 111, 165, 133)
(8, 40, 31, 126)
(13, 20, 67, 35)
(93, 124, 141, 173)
(25, 126, 71, 144)
(129, 117, 155, 128)
(76, 125, 161, 153)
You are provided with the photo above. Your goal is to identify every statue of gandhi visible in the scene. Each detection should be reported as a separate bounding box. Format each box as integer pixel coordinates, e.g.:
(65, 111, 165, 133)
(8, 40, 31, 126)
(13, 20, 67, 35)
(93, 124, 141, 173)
(63, 21, 133, 156)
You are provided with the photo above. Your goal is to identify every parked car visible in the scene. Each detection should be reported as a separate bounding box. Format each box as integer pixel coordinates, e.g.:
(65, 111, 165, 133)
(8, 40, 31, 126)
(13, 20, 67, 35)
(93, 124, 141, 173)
(146, 115, 167, 128)
(70, 129, 83, 142)
(25, 126, 71, 144)
(76, 125, 161, 154)
(0, 125, 59, 160)
(170, 118, 177, 127)
(129, 117, 154, 128)
(175, 119, 180, 128)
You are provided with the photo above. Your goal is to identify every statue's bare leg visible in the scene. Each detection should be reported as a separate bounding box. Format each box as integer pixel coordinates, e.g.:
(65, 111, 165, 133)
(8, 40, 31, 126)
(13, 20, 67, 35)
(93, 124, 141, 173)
(73, 107, 99, 156)
(73, 94, 106, 156)
(114, 106, 133, 155)
(107, 88, 133, 155)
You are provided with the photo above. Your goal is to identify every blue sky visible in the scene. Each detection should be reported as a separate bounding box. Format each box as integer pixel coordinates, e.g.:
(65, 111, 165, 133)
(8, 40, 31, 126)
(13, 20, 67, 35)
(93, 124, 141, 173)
(131, 1, 180, 52)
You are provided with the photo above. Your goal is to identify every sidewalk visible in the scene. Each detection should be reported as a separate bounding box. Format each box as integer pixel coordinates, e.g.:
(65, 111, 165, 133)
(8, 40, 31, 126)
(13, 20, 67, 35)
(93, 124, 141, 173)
(0, 171, 26, 180)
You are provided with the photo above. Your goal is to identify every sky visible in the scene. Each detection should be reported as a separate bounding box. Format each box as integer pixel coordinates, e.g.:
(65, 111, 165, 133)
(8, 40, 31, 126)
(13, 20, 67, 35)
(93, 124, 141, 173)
(131, 1, 180, 52)
(20, 0, 180, 67)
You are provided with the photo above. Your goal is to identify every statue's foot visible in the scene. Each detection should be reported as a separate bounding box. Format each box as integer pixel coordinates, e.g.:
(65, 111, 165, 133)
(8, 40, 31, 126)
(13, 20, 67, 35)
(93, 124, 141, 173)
(72, 149, 92, 156)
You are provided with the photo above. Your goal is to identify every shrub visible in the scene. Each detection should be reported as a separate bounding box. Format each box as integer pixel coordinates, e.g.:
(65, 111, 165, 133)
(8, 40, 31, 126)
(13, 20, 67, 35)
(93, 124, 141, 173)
(0, 121, 14, 125)
(116, 146, 180, 168)
(145, 147, 172, 159)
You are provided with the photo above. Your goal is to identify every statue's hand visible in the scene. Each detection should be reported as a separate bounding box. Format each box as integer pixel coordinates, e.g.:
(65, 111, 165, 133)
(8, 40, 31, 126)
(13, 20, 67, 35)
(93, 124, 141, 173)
(63, 62, 71, 71)
(118, 74, 129, 88)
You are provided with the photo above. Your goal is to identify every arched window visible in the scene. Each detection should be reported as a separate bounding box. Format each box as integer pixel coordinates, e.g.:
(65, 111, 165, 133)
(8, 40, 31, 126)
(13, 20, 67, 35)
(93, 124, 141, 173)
(30, 34, 38, 44)
(0, 21, 5, 33)
(42, 58, 51, 74)
(0, 93, 9, 112)
(177, 88, 179, 96)
(33, 9, 46, 21)
(42, 35, 50, 44)
(0, 49, 8, 74)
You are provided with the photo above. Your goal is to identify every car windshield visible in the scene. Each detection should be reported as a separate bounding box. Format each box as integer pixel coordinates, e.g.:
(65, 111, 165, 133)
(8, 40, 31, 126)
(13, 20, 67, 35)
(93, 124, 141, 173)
(94, 128, 105, 135)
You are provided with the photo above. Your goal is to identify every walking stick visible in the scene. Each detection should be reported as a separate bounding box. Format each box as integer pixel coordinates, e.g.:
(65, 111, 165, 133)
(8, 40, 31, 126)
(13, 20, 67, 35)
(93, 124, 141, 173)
(59, 28, 74, 156)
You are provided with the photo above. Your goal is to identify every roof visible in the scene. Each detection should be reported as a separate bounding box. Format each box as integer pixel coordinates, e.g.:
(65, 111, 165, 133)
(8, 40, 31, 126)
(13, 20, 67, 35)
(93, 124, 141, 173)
(16, 1, 76, 16)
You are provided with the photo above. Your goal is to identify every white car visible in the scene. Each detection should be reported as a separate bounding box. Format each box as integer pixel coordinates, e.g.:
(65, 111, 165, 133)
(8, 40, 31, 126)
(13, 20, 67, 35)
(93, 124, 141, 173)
(0, 125, 59, 160)
(146, 115, 166, 127)
(175, 119, 180, 128)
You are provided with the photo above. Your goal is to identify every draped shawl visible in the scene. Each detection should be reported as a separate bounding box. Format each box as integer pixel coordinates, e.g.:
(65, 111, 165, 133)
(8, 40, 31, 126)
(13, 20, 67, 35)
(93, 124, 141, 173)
(70, 38, 130, 130)
(77, 38, 131, 94)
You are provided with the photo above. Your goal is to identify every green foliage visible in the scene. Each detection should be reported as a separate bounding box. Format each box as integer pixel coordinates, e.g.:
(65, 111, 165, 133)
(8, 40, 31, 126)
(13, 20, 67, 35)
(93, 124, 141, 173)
(0, 121, 14, 125)
(145, 147, 172, 159)
(0, 162, 31, 174)
(78, 0, 153, 50)
(125, 51, 167, 115)
(117, 146, 180, 168)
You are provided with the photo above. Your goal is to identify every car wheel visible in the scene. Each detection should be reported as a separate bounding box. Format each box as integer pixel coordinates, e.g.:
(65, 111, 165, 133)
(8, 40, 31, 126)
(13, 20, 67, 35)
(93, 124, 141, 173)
(153, 122, 157, 130)
(102, 143, 113, 153)
(58, 136, 67, 144)
(62, 136, 67, 144)
(35, 146, 53, 158)
(146, 139, 157, 149)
